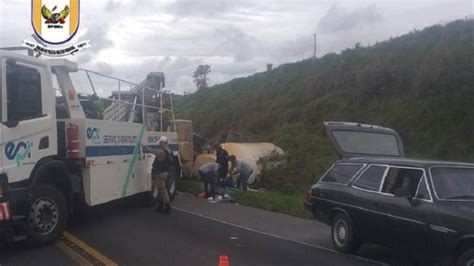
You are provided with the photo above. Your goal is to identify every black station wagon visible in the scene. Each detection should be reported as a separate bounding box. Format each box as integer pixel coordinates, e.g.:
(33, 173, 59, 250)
(304, 122, 474, 265)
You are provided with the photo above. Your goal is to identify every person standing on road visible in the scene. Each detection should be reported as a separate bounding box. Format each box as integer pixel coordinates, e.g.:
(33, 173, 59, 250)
(142, 136, 174, 213)
(198, 162, 220, 201)
(229, 155, 253, 191)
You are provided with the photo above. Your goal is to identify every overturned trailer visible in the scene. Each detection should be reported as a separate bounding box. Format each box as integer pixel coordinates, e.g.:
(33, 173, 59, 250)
(193, 142, 285, 184)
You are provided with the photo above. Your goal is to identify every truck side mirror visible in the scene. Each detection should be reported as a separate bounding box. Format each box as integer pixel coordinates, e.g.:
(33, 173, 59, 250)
(3, 121, 19, 128)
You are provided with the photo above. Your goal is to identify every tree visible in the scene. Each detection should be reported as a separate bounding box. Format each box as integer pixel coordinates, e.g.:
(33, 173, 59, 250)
(266, 63, 273, 71)
(193, 65, 211, 90)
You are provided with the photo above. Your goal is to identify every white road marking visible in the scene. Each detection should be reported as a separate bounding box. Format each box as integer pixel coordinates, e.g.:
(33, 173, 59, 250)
(173, 206, 389, 266)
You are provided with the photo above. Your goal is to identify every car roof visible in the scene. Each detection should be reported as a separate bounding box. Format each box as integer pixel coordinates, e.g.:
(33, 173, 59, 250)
(339, 157, 474, 168)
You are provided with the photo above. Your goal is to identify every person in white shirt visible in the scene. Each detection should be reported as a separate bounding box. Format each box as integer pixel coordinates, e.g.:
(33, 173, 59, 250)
(229, 155, 253, 191)
(198, 162, 220, 200)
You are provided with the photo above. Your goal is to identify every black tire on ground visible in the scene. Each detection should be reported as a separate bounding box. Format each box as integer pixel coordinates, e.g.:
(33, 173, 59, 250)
(457, 248, 474, 266)
(331, 213, 361, 254)
(25, 184, 68, 246)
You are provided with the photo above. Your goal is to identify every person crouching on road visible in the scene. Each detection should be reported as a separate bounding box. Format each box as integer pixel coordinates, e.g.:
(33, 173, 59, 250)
(142, 136, 174, 213)
(198, 162, 221, 201)
(229, 155, 253, 191)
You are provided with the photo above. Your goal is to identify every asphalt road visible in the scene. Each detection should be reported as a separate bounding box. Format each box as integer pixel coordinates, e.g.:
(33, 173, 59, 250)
(0, 193, 399, 266)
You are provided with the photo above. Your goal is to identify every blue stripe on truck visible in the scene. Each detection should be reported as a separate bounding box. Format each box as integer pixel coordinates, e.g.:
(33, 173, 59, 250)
(85, 144, 179, 157)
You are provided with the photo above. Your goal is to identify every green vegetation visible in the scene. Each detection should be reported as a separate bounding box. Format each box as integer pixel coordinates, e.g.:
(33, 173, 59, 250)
(175, 20, 474, 195)
(177, 179, 312, 219)
(176, 178, 203, 195)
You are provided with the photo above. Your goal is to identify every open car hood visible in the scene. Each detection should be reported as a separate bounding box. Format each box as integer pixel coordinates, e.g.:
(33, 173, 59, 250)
(324, 121, 404, 159)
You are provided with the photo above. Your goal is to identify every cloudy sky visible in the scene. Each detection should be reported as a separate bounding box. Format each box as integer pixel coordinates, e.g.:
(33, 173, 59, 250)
(0, 0, 472, 95)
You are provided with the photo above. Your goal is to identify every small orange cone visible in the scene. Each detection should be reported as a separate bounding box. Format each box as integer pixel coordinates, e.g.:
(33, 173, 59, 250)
(218, 255, 230, 266)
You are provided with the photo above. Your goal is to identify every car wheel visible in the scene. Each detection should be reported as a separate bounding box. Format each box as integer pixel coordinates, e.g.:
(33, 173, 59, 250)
(25, 184, 68, 246)
(331, 213, 361, 254)
(457, 248, 474, 266)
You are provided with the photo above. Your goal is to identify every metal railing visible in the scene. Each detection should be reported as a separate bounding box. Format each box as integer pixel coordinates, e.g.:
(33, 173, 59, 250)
(75, 68, 176, 132)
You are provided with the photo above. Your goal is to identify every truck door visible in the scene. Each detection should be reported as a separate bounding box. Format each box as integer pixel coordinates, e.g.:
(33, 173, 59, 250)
(1, 58, 57, 184)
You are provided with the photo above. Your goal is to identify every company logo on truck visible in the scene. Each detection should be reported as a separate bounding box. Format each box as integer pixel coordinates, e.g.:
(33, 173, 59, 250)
(86, 127, 101, 144)
(4, 141, 33, 167)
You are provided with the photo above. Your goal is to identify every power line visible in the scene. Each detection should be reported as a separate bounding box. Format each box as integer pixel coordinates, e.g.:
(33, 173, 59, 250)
(313, 33, 317, 59)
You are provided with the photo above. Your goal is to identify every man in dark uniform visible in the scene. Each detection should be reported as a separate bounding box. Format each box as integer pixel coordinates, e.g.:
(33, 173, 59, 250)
(142, 136, 174, 213)
(215, 144, 229, 181)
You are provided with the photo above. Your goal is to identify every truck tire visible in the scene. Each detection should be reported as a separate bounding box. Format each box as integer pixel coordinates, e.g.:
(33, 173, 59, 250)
(457, 248, 474, 266)
(25, 184, 68, 246)
(331, 213, 361, 254)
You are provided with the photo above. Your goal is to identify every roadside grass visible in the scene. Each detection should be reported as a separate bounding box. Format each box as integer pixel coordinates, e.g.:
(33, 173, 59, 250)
(176, 178, 313, 219)
(176, 179, 203, 195)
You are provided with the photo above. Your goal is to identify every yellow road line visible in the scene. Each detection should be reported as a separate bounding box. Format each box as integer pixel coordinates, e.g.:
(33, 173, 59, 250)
(61, 231, 118, 266)
(56, 240, 94, 266)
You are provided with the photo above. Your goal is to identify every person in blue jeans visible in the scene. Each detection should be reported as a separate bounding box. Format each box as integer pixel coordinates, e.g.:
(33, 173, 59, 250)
(198, 162, 220, 200)
(229, 155, 253, 191)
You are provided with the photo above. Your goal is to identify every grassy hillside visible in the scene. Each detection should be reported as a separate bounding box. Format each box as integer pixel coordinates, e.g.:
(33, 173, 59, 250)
(174, 19, 474, 192)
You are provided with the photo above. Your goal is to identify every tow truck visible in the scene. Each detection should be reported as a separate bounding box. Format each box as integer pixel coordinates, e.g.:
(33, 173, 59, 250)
(0, 49, 181, 245)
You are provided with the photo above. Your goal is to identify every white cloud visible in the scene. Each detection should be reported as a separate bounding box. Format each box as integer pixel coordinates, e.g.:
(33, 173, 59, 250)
(317, 3, 383, 33)
(0, 0, 472, 94)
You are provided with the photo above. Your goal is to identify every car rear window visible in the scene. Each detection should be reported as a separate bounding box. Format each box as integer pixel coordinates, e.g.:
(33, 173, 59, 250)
(353, 165, 387, 191)
(332, 130, 402, 157)
(320, 163, 364, 184)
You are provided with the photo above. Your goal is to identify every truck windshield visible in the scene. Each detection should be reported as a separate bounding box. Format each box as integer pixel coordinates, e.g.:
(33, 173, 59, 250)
(431, 167, 474, 200)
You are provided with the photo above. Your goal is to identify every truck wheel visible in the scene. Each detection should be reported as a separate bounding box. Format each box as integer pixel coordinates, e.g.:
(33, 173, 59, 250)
(457, 248, 474, 266)
(25, 184, 68, 246)
(331, 213, 361, 254)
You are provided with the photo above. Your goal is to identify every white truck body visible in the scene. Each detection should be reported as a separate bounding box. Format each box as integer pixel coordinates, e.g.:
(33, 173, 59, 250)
(0, 50, 180, 243)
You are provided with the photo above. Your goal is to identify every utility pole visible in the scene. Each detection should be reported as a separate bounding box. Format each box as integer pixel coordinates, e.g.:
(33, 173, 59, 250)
(313, 33, 317, 59)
